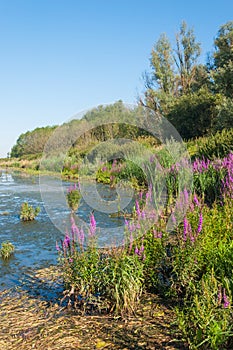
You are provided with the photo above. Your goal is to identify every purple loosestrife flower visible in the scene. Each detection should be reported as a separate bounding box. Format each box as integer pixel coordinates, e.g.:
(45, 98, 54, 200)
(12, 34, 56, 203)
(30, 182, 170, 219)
(218, 287, 222, 305)
(56, 241, 60, 251)
(193, 194, 200, 207)
(171, 213, 176, 225)
(183, 217, 188, 242)
(139, 244, 144, 255)
(141, 210, 146, 219)
(193, 157, 210, 173)
(79, 228, 85, 246)
(145, 185, 152, 204)
(70, 215, 75, 226)
(153, 229, 162, 238)
(64, 232, 70, 247)
(129, 222, 136, 233)
(129, 233, 133, 253)
(69, 258, 73, 263)
(134, 246, 139, 255)
(135, 200, 141, 217)
(189, 203, 194, 212)
(89, 212, 96, 236)
(170, 164, 175, 173)
(190, 234, 195, 243)
(197, 212, 203, 234)
(71, 218, 79, 240)
(150, 155, 155, 163)
(68, 183, 76, 193)
(183, 188, 189, 205)
(223, 288, 230, 308)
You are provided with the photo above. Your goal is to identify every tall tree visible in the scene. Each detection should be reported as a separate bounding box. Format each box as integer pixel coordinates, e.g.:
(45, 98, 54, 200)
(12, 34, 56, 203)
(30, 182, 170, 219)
(150, 33, 176, 94)
(142, 33, 176, 113)
(174, 21, 201, 94)
(142, 21, 202, 113)
(212, 21, 233, 97)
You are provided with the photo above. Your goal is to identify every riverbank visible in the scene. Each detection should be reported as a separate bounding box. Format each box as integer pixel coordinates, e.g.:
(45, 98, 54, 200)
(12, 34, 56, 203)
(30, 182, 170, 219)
(0, 158, 79, 181)
(0, 266, 186, 350)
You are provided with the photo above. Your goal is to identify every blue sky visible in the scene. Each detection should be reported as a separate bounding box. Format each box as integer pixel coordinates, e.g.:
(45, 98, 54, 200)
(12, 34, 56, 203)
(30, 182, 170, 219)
(0, 0, 233, 157)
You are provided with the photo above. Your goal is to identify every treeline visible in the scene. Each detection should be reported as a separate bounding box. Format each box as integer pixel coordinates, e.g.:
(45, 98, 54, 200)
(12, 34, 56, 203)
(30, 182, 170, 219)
(10, 21, 233, 158)
(11, 102, 157, 159)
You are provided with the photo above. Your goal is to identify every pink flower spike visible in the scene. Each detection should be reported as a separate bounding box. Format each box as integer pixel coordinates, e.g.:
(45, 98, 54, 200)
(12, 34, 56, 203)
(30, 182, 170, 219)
(139, 244, 144, 254)
(56, 241, 60, 251)
(197, 212, 203, 234)
(134, 246, 139, 255)
(223, 288, 230, 308)
(193, 194, 200, 207)
(89, 212, 96, 236)
(129, 233, 133, 253)
(141, 210, 146, 219)
(78, 228, 85, 245)
(135, 200, 141, 217)
(183, 217, 188, 242)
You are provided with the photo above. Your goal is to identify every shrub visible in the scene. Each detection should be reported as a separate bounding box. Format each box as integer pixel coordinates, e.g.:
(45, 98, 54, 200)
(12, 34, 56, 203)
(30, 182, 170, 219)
(57, 214, 144, 315)
(191, 128, 233, 160)
(0, 241, 15, 259)
(66, 184, 81, 212)
(176, 272, 233, 350)
(172, 196, 233, 349)
(20, 202, 40, 221)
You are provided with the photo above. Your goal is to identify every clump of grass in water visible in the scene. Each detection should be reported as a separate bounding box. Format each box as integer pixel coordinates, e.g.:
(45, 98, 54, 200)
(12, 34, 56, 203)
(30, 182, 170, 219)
(0, 241, 15, 259)
(66, 183, 81, 212)
(20, 202, 40, 221)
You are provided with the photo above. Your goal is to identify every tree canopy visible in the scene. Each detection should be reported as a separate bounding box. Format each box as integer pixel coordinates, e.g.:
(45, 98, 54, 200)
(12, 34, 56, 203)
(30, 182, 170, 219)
(142, 20, 233, 140)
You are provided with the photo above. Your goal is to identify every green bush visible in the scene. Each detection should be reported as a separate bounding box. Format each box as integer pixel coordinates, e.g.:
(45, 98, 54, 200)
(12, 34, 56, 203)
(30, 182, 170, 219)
(172, 198, 233, 349)
(188, 128, 233, 160)
(0, 241, 15, 259)
(20, 202, 40, 221)
(66, 184, 81, 212)
(58, 215, 144, 315)
(176, 272, 232, 350)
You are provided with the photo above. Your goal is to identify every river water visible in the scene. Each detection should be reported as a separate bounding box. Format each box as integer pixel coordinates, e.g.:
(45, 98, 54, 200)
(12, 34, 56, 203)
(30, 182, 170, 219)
(0, 169, 134, 291)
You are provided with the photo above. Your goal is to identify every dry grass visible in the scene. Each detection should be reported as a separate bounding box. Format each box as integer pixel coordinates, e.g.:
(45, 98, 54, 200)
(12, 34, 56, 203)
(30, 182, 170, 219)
(0, 267, 187, 350)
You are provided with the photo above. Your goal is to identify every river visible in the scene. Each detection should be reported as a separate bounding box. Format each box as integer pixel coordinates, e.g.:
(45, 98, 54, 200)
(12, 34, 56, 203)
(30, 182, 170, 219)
(0, 169, 134, 291)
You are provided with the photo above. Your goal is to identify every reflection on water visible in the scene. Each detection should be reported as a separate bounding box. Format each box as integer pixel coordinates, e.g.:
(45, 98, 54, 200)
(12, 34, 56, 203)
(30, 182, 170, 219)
(0, 169, 134, 291)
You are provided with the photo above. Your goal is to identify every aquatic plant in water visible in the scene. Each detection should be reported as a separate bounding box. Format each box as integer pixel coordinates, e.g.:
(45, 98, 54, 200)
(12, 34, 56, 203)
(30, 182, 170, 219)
(66, 183, 81, 212)
(0, 241, 15, 259)
(20, 202, 40, 221)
